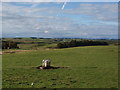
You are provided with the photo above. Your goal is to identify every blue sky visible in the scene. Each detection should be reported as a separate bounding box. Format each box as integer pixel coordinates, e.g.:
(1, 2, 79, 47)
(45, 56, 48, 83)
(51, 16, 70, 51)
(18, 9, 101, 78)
(1, 2, 118, 39)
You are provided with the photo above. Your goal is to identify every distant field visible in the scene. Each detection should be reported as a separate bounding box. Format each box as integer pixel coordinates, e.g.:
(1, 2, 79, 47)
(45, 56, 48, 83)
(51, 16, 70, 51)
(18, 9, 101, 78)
(2, 45, 118, 88)
(2, 38, 118, 51)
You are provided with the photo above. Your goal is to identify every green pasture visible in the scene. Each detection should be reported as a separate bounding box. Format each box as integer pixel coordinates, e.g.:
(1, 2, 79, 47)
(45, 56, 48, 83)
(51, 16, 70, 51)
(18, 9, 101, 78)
(2, 45, 118, 88)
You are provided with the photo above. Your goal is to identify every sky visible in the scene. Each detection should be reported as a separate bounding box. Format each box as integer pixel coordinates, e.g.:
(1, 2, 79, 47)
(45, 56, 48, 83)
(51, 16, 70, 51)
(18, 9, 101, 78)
(1, 2, 118, 39)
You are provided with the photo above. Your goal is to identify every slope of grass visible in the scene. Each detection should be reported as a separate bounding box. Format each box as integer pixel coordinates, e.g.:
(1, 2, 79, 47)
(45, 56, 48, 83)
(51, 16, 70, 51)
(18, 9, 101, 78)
(2, 46, 118, 88)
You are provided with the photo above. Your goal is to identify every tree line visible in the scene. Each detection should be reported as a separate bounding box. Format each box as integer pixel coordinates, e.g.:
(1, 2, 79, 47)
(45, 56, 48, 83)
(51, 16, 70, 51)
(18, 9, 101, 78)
(2, 41, 19, 49)
(57, 40, 108, 48)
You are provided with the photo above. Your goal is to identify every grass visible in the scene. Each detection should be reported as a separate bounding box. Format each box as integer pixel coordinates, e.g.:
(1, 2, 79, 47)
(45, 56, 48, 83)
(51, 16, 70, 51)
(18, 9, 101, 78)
(2, 45, 118, 88)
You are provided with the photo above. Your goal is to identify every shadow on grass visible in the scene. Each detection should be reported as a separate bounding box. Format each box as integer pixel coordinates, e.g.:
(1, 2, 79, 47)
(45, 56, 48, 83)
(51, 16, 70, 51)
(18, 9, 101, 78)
(33, 66, 70, 70)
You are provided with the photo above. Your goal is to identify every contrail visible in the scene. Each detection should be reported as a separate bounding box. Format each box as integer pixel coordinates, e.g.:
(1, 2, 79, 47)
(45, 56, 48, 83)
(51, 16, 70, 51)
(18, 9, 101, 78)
(61, 2, 67, 10)
(57, 0, 68, 16)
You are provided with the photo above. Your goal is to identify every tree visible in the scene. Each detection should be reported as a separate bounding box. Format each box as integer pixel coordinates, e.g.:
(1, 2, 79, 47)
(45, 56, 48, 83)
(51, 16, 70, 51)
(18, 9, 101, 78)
(2, 41, 19, 49)
(57, 40, 108, 48)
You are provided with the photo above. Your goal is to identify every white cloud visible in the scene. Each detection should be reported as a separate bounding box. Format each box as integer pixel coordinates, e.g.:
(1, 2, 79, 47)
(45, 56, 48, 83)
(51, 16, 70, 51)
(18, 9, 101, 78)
(44, 30, 49, 33)
(1, 2, 118, 39)
(63, 3, 118, 22)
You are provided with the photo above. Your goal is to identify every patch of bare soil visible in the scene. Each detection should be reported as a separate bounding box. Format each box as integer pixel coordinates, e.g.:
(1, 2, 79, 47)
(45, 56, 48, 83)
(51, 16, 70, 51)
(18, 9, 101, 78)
(0, 52, 3, 55)
(2, 50, 35, 54)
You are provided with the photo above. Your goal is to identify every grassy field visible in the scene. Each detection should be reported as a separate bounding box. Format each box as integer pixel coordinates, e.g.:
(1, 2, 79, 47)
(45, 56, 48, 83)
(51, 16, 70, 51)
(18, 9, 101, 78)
(2, 45, 118, 88)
